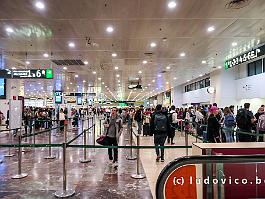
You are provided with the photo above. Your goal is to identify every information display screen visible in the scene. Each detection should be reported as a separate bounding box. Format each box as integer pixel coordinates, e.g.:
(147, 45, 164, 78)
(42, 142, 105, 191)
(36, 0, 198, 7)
(77, 96, 82, 105)
(54, 91, 62, 104)
(0, 69, 53, 79)
(225, 43, 265, 69)
(0, 78, 6, 99)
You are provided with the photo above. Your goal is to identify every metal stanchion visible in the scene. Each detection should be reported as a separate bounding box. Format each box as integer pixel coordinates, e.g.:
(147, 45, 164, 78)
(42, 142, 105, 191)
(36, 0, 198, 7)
(126, 125, 137, 160)
(11, 128, 28, 179)
(80, 129, 91, 163)
(44, 129, 56, 159)
(81, 119, 84, 132)
(54, 143, 75, 198)
(131, 134, 145, 179)
(64, 124, 67, 143)
(99, 119, 102, 136)
(33, 119, 36, 146)
(4, 129, 15, 157)
(93, 124, 96, 146)
(88, 117, 90, 133)
(185, 131, 188, 156)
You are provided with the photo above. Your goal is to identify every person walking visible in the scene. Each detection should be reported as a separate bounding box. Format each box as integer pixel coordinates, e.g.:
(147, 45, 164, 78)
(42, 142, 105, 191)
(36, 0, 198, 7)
(59, 108, 65, 132)
(150, 104, 171, 162)
(103, 107, 123, 167)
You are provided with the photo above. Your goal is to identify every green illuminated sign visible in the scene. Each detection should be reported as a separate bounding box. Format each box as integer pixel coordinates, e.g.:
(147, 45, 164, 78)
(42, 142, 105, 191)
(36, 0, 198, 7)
(46, 69, 53, 79)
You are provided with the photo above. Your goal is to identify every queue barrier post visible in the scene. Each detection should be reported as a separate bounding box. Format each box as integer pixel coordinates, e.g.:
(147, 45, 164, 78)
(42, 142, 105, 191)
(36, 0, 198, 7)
(131, 134, 145, 179)
(93, 124, 96, 146)
(4, 129, 15, 157)
(54, 143, 75, 198)
(44, 129, 56, 159)
(126, 125, 137, 160)
(79, 129, 91, 163)
(11, 128, 28, 179)
(185, 131, 188, 156)
(99, 119, 102, 136)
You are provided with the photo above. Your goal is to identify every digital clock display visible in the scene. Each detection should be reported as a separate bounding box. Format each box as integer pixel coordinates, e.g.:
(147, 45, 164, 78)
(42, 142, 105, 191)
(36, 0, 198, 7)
(225, 44, 265, 70)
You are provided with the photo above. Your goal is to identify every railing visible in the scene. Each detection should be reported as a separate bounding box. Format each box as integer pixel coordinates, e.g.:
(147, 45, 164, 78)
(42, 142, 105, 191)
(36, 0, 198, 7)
(155, 154, 265, 199)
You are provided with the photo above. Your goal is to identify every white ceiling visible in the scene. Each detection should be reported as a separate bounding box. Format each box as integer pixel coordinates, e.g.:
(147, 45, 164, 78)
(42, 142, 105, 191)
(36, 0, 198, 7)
(0, 0, 265, 100)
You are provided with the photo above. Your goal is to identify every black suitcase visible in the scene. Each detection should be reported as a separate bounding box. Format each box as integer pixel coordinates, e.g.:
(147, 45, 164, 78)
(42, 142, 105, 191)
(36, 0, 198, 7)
(143, 123, 150, 136)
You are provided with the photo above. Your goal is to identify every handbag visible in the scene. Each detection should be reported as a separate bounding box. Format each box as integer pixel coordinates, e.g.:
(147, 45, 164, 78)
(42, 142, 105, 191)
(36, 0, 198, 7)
(97, 119, 110, 146)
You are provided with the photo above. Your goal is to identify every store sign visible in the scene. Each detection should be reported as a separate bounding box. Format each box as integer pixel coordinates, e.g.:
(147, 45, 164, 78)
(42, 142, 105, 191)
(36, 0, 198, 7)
(0, 69, 53, 79)
(54, 91, 62, 104)
(225, 43, 265, 69)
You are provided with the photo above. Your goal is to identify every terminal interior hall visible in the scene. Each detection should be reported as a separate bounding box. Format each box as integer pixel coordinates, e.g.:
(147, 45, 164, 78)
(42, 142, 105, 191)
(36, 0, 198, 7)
(1, 0, 265, 199)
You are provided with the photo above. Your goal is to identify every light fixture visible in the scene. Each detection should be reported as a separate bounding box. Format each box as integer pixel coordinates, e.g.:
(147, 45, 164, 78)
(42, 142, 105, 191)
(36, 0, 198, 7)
(158, 74, 162, 77)
(114, 66, 119, 70)
(35, 1, 45, 9)
(202, 60, 206, 64)
(142, 60, 147, 64)
(168, 1, 177, 8)
(98, 77, 102, 80)
(75, 74, 78, 78)
(106, 26, 114, 33)
(148, 84, 151, 86)
(118, 80, 120, 83)
(207, 26, 215, 32)
(63, 66, 67, 70)
(166, 66, 171, 70)
(199, 74, 203, 77)
(5, 27, 14, 33)
(217, 66, 222, 69)
(83, 80, 86, 83)
(138, 70, 142, 74)
(92, 71, 96, 74)
(166, 82, 169, 84)
(112, 53, 117, 57)
(173, 77, 177, 80)
(70, 82, 72, 85)
(105, 85, 108, 88)
(84, 61, 88, 65)
(136, 77, 139, 80)
(68, 42, 75, 48)
(150, 42, 157, 47)
(43, 53, 49, 58)
(180, 52, 186, 57)
(102, 82, 105, 85)
(152, 80, 155, 83)
(25, 61, 30, 65)
(187, 80, 190, 82)
(116, 74, 120, 77)
(12, 67, 16, 69)
(232, 42, 237, 47)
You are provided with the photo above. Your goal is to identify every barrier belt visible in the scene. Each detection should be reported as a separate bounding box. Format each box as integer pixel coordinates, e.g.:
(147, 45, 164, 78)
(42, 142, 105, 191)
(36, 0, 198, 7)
(21, 125, 65, 138)
(66, 125, 95, 145)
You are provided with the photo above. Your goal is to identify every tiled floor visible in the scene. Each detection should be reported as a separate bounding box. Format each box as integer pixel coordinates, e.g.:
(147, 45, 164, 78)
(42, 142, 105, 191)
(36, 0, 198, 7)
(0, 118, 197, 199)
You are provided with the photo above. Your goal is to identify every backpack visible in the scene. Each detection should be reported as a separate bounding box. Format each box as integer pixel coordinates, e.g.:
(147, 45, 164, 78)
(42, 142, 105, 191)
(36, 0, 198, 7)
(236, 109, 249, 129)
(167, 112, 173, 124)
(154, 113, 167, 132)
(134, 111, 141, 122)
(224, 114, 235, 127)
(257, 114, 265, 131)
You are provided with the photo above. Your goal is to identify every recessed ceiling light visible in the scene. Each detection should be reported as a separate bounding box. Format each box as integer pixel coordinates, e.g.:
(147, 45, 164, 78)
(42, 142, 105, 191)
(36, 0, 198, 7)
(150, 42, 157, 47)
(158, 74, 162, 77)
(25, 61, 30, 65)
(156, 88, 158, 90)
(35, 1, 45, 9)
(199, 74, 203, 77)
(70, 82, 72, 85)
(5, 27, 14, 33)
(232, 42, 238, 47)
(168, 1, 177, 8)
(118, 80, 120, 83)
(173, 77, 177, 80)
(83, 61, 88, 65)
(114, 66, 119, 70)
(207, 26, 215, 32)
(180, 52, 186, 57)
(148, 84, 151, 86)
(67, 87, 69, 89)
(218, 66, 222, 69)
(98, 77, 102, 80)
(83, 80, 86, 83)
(136, 77, 139, 80)
(142, 60, 148, 64)
(112, 53, 117, 57)
(187, 80, 190, 82)
(75, 74, 78, 78)
(202, 60, 207, 64)
(92, 71, 96, 74)
(68, 42, 75, 48)
(102, 82, 105, 85)
(43, 53, 49, 58)
(166, 66, 171, 70)
(63, 66, 67, 70)
(166, 82, 169, 84)
(12, 67, 16, 69)
(116, 74, 120, 77)
(138, 70, 142, 74)
(152, 80, 155, 82)
(105, 85, 108, 88)
(106, 26, 114, 33)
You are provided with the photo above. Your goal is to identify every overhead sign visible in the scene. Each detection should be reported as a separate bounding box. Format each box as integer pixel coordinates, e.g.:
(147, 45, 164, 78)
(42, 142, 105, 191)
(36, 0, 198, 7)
(0, 69, 53, 79)
(54, 91, 62, 104)
(225, 43, 265, 69)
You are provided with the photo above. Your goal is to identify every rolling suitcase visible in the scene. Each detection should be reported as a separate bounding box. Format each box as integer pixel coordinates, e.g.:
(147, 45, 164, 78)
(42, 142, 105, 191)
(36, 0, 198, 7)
(143, 123, 150, 136)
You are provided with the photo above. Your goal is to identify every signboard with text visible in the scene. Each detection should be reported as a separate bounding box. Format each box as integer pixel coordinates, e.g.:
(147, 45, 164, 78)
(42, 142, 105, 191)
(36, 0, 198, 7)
(0, 69, 53, 79)
(225, 43, 265, 69)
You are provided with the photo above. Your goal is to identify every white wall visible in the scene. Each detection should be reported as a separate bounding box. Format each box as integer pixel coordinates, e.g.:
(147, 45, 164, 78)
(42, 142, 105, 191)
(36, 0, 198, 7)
(171, 85, 183, 107)
(182, 87, 211, 104)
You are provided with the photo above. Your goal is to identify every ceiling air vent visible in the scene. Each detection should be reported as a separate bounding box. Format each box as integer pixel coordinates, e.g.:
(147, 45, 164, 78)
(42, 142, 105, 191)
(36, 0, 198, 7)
(225, 0, 253, 9)
(52, 59, 85, 66)
(144, 52, 153, 56)
(160, 70, 167, 73)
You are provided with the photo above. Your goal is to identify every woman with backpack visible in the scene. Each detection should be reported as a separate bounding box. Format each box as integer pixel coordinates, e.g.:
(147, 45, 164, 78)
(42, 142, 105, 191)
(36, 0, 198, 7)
(223, 107, 236, 142)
